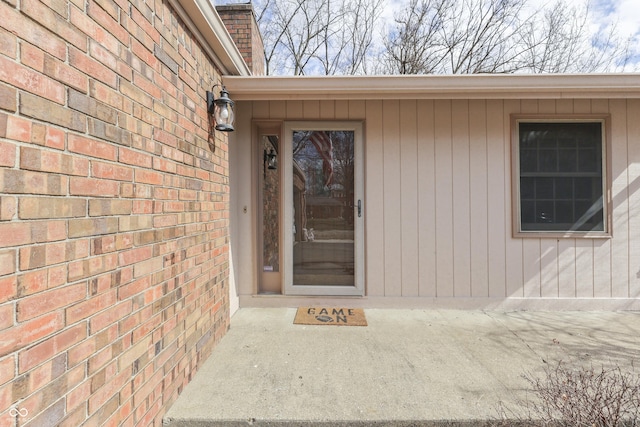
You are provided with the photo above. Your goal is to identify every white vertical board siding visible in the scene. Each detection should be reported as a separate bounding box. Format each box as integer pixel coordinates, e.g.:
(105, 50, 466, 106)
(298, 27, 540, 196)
(556, 99, 574, 115)
(383, 100, 403, 296)
(452, 100, 472, 297)
(558, 239, 577, 298)
(416, 100, 437, 297)
(610, 100, 630, 298)
(628, 99, 640, 299)
(287, 100, 304, 120)
(365, 100, 385, 296)
(575, 239, 595, 298)
(574, 99, 592, 114)
(252, 101, 269, 119)
(269, 101, 285, 118)
(335, 100, 349, 118)
(594, 237, 613, 298)
(348, 101, 366, 120)
(522, 240, 542, 297)
(487, 100, 508, 298)
(434, 100, 455, 297)
(469, 100, 489, 297)
(238, 98, 637, 306)
(319, 100, 335, 119)
(540, 241, 560, 298)
(400, 100, 420, 297)
(304, 100, 320, 119)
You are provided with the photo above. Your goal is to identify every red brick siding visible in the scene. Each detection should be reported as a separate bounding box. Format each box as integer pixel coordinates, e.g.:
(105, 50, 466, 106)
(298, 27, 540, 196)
(0, 1, 230, 426)
(217, 4, 265, 76)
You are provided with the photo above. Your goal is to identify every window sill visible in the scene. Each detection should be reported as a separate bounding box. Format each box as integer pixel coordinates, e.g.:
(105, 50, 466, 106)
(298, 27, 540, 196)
(513, 230, 612, 239)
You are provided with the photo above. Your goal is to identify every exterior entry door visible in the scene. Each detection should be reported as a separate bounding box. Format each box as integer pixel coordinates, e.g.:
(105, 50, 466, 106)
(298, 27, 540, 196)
(283, 122, 364, 296)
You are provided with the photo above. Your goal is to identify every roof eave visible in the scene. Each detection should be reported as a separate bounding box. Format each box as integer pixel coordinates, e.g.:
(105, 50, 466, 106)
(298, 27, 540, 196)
(223, 74, 640, 100)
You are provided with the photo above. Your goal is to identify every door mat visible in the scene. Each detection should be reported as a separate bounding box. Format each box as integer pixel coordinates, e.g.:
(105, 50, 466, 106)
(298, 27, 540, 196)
(294, 307, 367, 326)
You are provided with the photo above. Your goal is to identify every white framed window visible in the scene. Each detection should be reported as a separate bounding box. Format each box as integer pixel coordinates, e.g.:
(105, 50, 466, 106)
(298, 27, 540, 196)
(512, 116, 610, 237)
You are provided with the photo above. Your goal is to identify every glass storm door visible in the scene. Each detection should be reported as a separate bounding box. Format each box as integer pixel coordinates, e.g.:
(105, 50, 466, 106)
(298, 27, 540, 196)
(283, 122, 364, 296)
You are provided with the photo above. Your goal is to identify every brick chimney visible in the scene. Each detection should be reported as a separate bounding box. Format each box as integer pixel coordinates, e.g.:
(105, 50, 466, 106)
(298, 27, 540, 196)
(216, 3, 266, 76)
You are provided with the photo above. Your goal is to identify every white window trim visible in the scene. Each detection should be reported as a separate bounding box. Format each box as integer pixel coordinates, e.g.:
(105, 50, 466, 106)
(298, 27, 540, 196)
(511, 115, 612, 238)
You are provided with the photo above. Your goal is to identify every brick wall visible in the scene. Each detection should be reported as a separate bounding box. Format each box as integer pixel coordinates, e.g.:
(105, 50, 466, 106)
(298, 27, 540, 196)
(217, 4, 265, 76)
(0, 1, 231, 426)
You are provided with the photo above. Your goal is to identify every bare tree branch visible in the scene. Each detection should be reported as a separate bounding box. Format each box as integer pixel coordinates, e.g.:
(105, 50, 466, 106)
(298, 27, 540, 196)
(255, 0, 383, 75)
(254, 0, 637, 75)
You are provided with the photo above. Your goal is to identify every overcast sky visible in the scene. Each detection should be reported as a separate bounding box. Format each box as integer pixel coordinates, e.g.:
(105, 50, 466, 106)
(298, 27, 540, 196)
(593, 0, 640, 64)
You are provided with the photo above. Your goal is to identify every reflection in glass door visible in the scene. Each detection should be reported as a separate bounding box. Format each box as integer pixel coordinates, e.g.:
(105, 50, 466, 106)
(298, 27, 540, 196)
(284, 123, 363, 296)
(259, 133, 281, 294)
(262, 135, 279, 273)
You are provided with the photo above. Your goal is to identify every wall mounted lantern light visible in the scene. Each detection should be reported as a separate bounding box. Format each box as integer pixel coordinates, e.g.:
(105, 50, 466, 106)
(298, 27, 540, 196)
(263, 148, 277, 178)
(264, 148, 277, 170)
(206, 85, 235, 132)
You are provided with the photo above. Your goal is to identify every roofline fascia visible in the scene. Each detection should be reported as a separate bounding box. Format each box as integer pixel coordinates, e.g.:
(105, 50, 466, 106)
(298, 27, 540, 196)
(168, 0, 251, 76)
(223, 74, 640, 100)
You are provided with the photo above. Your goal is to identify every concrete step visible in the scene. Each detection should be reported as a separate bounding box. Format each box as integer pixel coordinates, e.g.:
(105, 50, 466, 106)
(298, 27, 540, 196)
(164, 419, 523, 426)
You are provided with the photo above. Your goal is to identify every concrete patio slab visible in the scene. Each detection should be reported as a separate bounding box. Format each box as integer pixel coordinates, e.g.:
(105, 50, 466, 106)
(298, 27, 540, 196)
(164, 308, 640, 426)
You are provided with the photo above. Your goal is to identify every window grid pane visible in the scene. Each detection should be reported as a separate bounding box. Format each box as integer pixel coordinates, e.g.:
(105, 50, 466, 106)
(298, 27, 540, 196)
(519, 122, 604, 232)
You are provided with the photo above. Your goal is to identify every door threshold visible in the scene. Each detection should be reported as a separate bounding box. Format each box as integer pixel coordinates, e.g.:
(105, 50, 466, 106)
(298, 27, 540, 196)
(241, 294, 367, 308)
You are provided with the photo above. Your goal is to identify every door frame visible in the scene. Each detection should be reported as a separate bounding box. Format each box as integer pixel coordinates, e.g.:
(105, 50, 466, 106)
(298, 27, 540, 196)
(283, 121, 365, 296)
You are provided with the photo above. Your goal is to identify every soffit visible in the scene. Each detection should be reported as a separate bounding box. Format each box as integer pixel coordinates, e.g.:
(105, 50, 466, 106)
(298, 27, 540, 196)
(223, 74, 640, 100)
